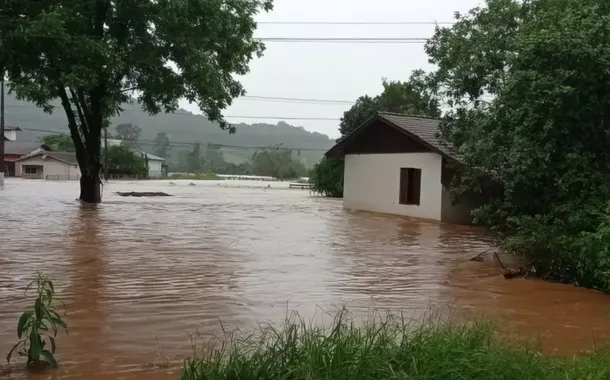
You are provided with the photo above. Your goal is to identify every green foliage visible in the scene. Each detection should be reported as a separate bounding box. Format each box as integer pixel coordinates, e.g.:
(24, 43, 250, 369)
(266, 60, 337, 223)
(180, 310, 610, 380)
(312, 72, 442, 197)
(153, 132, 171, 160)
(251, 146, 307, 179)
(310, 157, 344, 197)
(186, 143, 203, 174)
(103, 144, 148, 177)
(40, 134, 75, 152)
(0, 0, 273, 202)
(427, 0, 610, 290)
(115, 123, 141, 148)
(7, 273, 67, 369)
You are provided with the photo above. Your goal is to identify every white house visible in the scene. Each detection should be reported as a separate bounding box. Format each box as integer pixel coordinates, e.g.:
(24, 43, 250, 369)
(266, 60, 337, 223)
(141, 152, 165, 178)
(14, 151, 81, 180)
(325, 112, 484, 225)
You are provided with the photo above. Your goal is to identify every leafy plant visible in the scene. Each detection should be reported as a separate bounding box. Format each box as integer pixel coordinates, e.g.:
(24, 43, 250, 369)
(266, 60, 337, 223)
(7, 273, 68, 369)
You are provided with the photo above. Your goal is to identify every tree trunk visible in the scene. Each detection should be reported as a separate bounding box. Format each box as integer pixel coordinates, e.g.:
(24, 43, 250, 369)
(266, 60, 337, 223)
(79, 172, 102, 203)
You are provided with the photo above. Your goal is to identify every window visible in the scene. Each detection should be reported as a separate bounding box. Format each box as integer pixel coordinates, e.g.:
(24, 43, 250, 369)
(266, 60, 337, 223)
(399, 168, 422, 205)
(24, 166, 38, 174)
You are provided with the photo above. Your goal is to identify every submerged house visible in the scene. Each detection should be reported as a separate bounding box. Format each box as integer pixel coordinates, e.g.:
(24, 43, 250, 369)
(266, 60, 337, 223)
(325, 112, 484, 224)
(14, 151, 81, 180)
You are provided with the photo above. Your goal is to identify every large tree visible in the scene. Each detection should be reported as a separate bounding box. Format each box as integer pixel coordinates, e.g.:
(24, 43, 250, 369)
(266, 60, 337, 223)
(0, 0, 272, 202)
(311, 73, 441, 197)
(427, 0, 610, 289)
(115, 123, 141, 143)
(153, 132, 171, 159)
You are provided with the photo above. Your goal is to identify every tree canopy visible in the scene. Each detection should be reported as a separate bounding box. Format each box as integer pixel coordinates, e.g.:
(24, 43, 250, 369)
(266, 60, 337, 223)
(251, 146, 307, 180)
(103, 144, 147, 177)
(41, 134, 75, 152)
(0, 0, 272, 202)
(426, 0, 610, 290)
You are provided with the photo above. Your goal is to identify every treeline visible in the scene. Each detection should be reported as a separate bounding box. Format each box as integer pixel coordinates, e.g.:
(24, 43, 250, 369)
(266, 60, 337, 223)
(312, 0, 610, 292)
(173, 142, 307, 179)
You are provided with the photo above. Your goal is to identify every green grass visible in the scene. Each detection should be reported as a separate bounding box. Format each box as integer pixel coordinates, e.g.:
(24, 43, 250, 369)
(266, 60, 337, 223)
(180, 310, 610, 380)
(165, 173, 223, 180)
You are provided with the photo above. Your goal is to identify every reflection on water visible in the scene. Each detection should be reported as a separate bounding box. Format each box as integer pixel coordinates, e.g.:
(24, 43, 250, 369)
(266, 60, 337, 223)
(1, 179, 610, 379)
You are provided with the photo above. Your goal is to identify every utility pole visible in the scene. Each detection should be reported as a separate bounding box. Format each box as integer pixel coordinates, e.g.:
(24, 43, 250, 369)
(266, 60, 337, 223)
(104, 127, 108, 181)
(0, 78, 5, 188)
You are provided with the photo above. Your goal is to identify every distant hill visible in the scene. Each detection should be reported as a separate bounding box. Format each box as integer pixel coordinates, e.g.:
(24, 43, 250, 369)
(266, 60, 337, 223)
(5, 92, 335, 167)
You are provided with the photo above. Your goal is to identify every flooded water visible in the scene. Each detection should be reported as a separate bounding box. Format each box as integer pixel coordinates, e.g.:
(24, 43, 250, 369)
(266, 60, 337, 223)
(1, 179, 610, 379)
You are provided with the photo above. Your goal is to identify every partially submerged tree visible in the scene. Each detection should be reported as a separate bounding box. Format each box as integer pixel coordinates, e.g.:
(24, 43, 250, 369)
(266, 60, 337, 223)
(0, 0, 272, 202)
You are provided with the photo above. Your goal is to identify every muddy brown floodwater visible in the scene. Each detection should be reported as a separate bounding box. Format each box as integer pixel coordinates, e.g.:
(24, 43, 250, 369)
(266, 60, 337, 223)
(1, 179, 610, 379)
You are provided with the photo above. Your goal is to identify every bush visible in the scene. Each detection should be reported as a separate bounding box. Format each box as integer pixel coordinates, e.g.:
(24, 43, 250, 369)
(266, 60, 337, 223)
(180, 310, 610, 380)
(309, 157, 344, 197)
(7, 273, 67, 369)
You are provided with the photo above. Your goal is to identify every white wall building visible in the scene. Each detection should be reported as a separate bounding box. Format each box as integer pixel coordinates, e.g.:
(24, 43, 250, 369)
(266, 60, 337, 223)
(325, 112, 484, 225)
(14, 151, 81, 180)
(142, 152, 165, 178)
(2, 126, 21, 141)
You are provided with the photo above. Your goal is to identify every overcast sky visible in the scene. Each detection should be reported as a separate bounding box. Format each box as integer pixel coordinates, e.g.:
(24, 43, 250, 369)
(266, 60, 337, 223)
(179, 0, 483, 139)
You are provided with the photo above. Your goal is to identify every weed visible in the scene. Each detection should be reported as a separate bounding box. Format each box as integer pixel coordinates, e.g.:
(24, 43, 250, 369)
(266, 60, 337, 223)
(180, 309, 610, 380)
(6, 273, 68, 369)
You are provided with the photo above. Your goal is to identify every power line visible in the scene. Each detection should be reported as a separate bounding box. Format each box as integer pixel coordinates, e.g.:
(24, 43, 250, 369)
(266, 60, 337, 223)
(241, 95, 353, 104)
(17, 130, 331, 151)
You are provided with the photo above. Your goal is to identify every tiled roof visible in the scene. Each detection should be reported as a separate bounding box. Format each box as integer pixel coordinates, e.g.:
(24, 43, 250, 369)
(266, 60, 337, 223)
(15, 150, 78, 165)
(45, 152, 78, 165)
(4, 141, 41, 155)
(377, 112, 454, 157)
(325, 112, 456, 159)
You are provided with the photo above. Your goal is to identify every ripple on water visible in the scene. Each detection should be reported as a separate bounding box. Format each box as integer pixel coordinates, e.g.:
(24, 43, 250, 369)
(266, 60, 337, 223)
(1, 179, 610, 379)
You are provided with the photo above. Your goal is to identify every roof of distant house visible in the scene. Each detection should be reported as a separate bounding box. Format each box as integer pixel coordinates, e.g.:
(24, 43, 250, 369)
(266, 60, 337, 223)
(4, 126, 22, 131)
(4, 140, 42, 156)
(325, 112, 455, 159)
(15, 150, 78, 165)
(141, 152, 165, 161)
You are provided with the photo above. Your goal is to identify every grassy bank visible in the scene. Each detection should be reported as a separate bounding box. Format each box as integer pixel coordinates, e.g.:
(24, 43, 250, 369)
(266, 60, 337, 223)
(165, 173, 223, 180)
(180, 311, 610, 380)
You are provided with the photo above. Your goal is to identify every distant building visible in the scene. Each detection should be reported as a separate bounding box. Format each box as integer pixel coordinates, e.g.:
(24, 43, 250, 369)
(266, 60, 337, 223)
(2, 126, 43, 176)
(142, 152, 165, 178)
(325, 112, 486, 225)
(14, 151, 80, 180)
(2, 126, 21, 141)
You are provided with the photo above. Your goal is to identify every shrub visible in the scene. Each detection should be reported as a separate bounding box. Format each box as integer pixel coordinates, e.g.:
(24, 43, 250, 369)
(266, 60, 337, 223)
(7, 273, 68, 369)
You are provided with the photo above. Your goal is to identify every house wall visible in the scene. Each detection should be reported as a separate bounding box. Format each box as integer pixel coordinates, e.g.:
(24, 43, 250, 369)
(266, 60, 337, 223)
(3, 130, 17, 141)
(16, 157, 80, 180)
(148, 160, 163, 178)
(343, 152, 444, 221)
(15, 157, 45, 177)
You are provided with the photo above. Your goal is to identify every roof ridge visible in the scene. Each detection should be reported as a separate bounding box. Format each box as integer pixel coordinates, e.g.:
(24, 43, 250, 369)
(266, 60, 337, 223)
(378, 111, 440, 121)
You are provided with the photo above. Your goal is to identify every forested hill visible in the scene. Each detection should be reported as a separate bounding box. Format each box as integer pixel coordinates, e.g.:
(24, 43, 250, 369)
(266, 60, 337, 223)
(5, 92, 335, 167)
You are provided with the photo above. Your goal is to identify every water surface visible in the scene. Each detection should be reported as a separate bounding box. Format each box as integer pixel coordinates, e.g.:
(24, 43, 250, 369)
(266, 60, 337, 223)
(1, 179, 609, 379)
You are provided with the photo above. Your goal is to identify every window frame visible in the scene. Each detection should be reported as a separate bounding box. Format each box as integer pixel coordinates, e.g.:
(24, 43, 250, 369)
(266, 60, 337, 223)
(399, 167, 422, 206)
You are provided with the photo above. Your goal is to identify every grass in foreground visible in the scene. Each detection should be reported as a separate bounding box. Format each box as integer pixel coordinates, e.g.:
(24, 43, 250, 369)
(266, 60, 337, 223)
(180, 310, 610, 380)
(165, 173, 223, 180)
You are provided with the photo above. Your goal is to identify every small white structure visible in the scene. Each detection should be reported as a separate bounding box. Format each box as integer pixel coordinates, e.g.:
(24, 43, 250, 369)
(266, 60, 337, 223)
(2, 126, 21, 141)
(14, 151, 81, 180)
(141, 152, 165, 178)
(325, 112, 483, 224)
